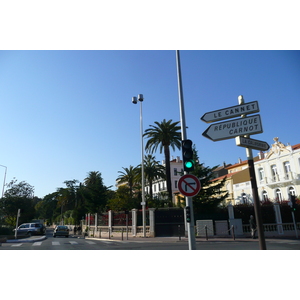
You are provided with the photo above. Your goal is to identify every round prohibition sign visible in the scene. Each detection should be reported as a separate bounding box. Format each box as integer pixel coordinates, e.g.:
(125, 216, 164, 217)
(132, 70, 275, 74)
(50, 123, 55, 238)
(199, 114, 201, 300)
(178, 174, 201, 197)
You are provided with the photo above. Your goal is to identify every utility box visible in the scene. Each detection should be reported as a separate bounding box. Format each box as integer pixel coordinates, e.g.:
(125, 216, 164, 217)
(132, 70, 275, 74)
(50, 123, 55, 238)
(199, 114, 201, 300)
(196, 220, 214, 237)
(215, 220, 229, 236)
(229, 219, 244, 237)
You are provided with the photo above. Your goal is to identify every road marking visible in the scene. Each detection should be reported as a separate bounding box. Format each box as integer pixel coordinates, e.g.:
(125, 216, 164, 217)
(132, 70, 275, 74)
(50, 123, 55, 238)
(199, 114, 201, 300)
(11, 243, 22, 247)
(33, 242, 43, 246)
(69, 241, 78, 245)
(52, 241, 60, 246)
(85, 241, 96, 245)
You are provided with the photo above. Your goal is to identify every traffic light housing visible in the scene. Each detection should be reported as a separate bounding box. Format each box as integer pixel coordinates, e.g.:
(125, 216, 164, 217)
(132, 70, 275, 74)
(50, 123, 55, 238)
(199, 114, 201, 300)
(290, 194, 297, 211)
(182, 139, 194, 172)
(186, 206, 191, 223)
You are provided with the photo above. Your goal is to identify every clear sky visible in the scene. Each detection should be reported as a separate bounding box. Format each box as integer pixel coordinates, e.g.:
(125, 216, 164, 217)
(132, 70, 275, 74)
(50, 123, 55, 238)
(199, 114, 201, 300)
(0, 50, 299, 198)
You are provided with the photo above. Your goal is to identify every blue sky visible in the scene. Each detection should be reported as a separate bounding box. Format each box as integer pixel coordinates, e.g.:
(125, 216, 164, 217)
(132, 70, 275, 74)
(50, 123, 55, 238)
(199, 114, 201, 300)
(0, 50, 299, 198)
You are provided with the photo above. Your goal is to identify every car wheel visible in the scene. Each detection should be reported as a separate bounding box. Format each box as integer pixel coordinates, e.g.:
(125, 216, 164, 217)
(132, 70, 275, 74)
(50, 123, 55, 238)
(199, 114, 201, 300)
(27, 232, 32, 237)
(66, 236, 68, 238)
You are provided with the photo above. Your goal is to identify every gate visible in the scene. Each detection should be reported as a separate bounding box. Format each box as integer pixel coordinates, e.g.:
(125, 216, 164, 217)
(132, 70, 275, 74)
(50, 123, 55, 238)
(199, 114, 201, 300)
(155, 208, 185, 237)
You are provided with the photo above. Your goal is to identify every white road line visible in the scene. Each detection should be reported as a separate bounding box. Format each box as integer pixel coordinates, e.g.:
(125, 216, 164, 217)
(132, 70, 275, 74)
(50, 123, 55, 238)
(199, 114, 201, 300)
(11, 243, 23, 247)
(85, 241, 96, 245)
(52, 241, 60, 246)
(69, 241, 78, 245)
(33, 242, 43, 246)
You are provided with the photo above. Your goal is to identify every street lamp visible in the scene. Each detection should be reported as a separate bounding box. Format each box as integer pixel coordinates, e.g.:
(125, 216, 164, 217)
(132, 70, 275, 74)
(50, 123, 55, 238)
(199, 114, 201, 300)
(0, 165, 7, 198)
(132, 94, 146, 238)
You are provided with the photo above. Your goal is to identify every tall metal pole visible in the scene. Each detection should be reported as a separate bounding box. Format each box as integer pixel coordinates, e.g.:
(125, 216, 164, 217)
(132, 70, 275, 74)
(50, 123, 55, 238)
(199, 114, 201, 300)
(0, 165, 7, 198)
(132, 95, 146, 238)
(238, 95, 266, 250)
(140, 97, 146, 238)
(176, 50, 196, 250)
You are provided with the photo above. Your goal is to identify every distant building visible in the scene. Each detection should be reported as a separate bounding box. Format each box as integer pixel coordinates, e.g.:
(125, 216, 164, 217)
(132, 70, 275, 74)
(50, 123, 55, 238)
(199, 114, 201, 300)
(145, 156, 183, 204)
(254, 137, 300, 202)
(211, 138, 300, 205)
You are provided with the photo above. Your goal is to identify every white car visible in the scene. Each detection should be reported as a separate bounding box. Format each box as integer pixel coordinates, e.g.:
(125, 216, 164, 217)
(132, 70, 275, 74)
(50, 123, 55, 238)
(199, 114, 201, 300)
(14, 223, 46, 236)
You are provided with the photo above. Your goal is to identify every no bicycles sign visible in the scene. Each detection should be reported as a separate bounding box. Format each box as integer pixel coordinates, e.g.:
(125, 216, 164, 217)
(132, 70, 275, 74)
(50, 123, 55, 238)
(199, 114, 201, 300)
(178, 174, 201, 197)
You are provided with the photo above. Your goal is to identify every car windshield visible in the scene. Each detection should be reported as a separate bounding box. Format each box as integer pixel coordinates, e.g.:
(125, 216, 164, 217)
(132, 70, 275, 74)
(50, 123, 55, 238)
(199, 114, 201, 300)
(57, 226, 68, 230)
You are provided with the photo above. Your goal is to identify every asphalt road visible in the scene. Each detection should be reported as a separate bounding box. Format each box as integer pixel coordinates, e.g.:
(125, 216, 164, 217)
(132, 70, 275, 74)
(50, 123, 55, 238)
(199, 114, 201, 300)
(1, 228, 300, 250)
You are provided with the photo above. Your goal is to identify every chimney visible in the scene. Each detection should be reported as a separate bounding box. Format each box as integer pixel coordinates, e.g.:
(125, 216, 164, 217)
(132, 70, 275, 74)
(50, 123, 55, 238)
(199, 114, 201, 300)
(238, 158, 242, 164)
(258, 151, 264, 159)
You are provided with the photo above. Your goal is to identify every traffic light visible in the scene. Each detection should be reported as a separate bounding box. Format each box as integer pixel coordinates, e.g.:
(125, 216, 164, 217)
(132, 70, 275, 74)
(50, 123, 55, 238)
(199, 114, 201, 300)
(290, 194, 297, 211)
(186, 206, 191, 223)
(182, 139, 194, 172)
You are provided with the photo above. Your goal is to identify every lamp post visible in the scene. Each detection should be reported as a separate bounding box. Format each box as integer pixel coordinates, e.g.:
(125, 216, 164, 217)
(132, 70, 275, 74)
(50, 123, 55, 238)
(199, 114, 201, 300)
(176, 50, 196, 250)
(132, 94, 146, 238)
(0, 165, 7, 198)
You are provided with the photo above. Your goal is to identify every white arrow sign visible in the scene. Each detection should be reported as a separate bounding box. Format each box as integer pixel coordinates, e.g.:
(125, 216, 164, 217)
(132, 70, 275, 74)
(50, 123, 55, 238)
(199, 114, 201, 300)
(235, 136, 270, 151)
(202, 115, 263, 141)
(201, 101, 259, 123)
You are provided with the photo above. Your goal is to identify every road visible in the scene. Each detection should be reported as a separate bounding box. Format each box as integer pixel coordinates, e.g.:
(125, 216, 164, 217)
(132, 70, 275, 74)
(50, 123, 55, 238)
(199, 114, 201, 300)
(1, 228, 300, 250)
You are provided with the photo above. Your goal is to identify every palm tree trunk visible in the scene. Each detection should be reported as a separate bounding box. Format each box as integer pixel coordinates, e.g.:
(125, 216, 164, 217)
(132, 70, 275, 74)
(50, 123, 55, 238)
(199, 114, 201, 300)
(164, 145, 172, 204)
(149, 179, 153, 200)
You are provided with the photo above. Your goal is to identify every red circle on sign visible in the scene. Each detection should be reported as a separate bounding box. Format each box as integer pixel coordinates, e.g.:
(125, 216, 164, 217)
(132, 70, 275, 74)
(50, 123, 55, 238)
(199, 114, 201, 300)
(178, 174, 201, 197)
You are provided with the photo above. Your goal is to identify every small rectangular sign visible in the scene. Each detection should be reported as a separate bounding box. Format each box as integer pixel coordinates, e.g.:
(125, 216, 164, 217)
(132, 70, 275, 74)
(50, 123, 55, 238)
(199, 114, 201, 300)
(235, 136, 270, 151)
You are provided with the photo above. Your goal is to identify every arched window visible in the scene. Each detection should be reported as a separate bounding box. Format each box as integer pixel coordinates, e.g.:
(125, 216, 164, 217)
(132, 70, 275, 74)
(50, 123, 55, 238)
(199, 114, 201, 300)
(262, 190, 268, 202)
(288, 186, 295, 196)
(275, 188, 282, 201)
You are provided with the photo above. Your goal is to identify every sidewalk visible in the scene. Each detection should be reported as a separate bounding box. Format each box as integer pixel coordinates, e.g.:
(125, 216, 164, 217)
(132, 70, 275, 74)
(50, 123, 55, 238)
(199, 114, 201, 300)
(85, 234, 300, 244)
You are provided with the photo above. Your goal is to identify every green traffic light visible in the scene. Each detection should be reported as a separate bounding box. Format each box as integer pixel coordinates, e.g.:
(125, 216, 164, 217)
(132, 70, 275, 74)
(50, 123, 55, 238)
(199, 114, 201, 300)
(185, 161, 193, 169)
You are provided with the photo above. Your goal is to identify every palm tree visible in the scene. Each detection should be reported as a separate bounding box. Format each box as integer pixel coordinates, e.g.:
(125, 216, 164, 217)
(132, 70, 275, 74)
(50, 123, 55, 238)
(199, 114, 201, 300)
(84, 171, 102, 187)
(84, 171, 108, 213)
(143, 119, 181, 203)
(117, 166, 139, 199)
(137, 154, 166, 201)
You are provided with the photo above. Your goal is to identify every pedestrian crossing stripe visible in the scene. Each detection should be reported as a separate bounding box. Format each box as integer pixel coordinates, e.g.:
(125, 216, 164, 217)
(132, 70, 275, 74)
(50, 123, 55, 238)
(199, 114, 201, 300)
(33, 242, 43, 246)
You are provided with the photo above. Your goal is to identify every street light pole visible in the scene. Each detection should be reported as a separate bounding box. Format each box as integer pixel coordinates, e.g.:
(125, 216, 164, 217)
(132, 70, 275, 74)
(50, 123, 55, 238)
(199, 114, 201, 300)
(0, 165, 7, 198)
(132, 94, 146, 238)
(176, 50, 196, 250)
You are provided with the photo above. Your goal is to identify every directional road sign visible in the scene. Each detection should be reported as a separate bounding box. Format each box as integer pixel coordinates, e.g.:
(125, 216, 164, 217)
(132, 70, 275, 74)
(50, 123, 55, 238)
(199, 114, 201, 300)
(235, 136, 270, 151)
(202, 114, 263, 142)
(178, 174, 201, 197)
(201, 101, 259, 123)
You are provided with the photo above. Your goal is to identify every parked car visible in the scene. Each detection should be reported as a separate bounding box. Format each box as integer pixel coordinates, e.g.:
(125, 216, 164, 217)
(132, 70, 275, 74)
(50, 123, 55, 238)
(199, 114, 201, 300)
(14, 223, 46, 236)
(53, 225, 69, 238)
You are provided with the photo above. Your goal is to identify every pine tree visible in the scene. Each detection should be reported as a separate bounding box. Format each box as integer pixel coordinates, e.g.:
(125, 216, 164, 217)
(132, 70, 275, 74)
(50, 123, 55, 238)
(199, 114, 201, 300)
(191, 146, 228, 214)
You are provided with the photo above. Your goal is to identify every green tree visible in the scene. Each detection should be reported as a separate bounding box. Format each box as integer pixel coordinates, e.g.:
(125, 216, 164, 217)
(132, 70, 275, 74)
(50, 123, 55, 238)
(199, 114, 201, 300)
(191, 147, 228, 214)
(84, 171, 109, 213)
(106, 185, 134, 211)
(143, 119, 181, 203)
(35, 192, 59, 224)
(0, 179, 36, 226)
(117, 166, 139, 199)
